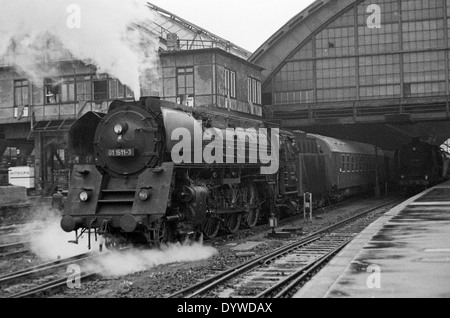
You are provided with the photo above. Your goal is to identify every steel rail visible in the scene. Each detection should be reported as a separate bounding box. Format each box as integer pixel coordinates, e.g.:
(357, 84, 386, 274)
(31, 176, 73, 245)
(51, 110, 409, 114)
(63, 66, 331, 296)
(9, 272, 98, 298)
(2, 247, 131, 298)
(0, 241, 30, 253)
(258, 239, 352, 298)
(170, 235, 323, 298)
(0, 249, 30, 259)
(0, 252, 98, 285)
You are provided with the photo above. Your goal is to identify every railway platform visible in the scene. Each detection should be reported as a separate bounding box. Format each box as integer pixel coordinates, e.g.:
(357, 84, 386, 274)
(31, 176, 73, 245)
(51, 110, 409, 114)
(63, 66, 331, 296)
(294, 181, 450, 298)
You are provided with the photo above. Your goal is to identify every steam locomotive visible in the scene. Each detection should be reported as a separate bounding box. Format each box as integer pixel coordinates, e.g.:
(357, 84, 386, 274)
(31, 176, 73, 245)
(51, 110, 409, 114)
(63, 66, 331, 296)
(396, 138, 450, 190)
(61, 97, 391, 250)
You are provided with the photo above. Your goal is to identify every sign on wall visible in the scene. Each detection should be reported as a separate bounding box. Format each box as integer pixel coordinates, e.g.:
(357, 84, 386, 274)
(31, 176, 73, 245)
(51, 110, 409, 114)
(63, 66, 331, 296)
(8, 166, 35, 189)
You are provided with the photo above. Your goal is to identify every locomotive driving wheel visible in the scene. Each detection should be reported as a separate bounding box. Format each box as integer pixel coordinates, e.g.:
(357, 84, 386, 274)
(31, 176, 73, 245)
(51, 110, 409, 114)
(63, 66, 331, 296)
(242, 183, 260, 228)
(153, 222, 171, 247)
(223, 186, 241, 234)
(203, 212, 221, 239)
(223, 213, 241, 234)
(203, 189, 222, 238)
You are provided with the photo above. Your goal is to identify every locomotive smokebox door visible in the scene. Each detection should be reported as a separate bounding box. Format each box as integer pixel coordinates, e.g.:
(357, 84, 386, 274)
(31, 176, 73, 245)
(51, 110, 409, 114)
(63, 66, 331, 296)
(132, 163, 175, 219)
(93, 105, 161, 178)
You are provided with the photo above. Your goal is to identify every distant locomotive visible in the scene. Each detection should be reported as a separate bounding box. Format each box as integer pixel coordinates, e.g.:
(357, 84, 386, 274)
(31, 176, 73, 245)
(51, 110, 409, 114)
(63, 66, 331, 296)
(61, 97, 392, 250)
(396, 138, 450, 190)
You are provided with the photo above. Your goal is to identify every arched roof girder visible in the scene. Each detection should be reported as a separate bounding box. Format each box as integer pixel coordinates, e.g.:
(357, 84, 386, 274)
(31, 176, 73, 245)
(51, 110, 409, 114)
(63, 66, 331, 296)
(249, 0, 360, 83)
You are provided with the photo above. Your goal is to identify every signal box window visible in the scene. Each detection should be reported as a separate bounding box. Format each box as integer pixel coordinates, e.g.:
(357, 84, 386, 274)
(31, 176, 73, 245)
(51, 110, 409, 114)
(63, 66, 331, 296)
(115, 81, 134, 99)
(225, 68, 236, 99)
(14, 80, 29, 118)
(177, 67, 194, 107)
(247, 77, 262, 105)
(45, 79, 59, 104)
(14, 80, 29, 106)
(45, 77, 75, 104)
(76, 76, 92, 101)
(94, 80, 108, 101)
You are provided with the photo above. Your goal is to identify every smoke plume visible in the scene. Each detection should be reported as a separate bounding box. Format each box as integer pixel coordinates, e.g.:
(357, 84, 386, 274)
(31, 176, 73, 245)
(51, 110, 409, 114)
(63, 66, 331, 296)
(0, 0, 160, 99)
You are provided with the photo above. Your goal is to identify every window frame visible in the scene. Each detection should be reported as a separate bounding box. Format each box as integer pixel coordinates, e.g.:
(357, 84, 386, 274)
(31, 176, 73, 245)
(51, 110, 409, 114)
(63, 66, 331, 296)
(13, 79, 30, 118)
(177, 67, 195, 107)
(93, 79, 109, 101)
(14, 79, 29, 106)
(247, 76, 262, 105)
(44, 76, 76, 104)
(224, 68, 236, 99)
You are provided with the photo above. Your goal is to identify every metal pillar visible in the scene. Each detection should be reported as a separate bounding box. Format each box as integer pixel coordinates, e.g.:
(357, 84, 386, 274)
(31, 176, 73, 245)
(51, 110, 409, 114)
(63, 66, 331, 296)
(304, 192, 313, 222)
(375, 146, 381, 198)
(34, 132, 43, 195)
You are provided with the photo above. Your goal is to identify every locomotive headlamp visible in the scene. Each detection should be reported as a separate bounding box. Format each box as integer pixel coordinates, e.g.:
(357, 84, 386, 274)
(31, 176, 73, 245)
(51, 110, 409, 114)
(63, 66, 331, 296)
(114, 123, 128, 135)
(138, 188, 152, 201)
(79, 191, 90, 202)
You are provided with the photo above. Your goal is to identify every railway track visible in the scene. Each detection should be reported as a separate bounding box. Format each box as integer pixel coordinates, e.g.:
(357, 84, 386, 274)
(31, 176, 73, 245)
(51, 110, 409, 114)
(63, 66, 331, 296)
(1, 197, 400, 298)
(0, 251, 101, 298)
(7, 272, 97, 298)
(206, 195, 365, 244)
(169, 198, 401, 298)
(0, 241, 31, 259)
(0, 221, 46, 235)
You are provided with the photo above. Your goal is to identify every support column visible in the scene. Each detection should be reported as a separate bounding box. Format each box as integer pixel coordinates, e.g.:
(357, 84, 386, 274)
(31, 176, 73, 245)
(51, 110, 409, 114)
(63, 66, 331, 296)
(34, 132, 43, 195)
(375, 146, 381, 198)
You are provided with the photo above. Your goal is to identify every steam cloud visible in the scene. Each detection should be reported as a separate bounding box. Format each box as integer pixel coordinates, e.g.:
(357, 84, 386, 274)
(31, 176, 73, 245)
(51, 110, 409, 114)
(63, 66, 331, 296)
(0, 0, 160, 99)
(89, 243, 218, 277)
(23, 210, 94, 260)
(24, 213, 218, 276)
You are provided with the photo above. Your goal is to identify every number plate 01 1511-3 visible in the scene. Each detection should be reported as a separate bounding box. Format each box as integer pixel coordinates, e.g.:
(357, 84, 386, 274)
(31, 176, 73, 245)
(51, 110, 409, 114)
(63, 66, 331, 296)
(107, 149, 135, 157)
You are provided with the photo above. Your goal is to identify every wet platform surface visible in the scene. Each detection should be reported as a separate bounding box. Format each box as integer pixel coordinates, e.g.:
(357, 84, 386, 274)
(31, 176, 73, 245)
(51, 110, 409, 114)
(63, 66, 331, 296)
(295, 181, 450, 298)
